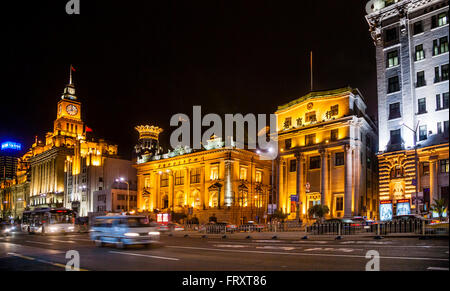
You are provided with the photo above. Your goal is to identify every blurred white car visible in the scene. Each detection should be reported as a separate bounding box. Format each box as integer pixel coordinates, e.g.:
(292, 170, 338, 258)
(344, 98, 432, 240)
(90, 215, 160, 249)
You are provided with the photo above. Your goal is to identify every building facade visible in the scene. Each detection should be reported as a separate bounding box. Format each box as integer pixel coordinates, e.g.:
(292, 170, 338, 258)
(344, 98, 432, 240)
(366, 0, 449, 212)
(135, 127, 272, 225)
(275, 87, 378, 219)
(28, 69, 134, 216)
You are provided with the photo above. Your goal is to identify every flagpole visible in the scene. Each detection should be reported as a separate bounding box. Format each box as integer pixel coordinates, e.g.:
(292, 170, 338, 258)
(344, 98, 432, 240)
(69, 64, 73, 84)
(310, 51, 313, 92)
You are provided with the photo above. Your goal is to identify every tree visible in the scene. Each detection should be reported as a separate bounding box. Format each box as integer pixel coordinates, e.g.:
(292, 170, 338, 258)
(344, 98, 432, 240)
(271, 209, 288, 222)
(431, 198, 448, 221)
(172, 212, 187, 223)
(308, 204, 329, 222)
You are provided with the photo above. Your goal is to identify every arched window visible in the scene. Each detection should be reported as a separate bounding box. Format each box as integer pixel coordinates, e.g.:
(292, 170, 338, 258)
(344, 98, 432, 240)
(209, 192, 218, 208)
(190, 190, 201, 208)
(162, 194, 169, 209)
(176, 191, 185, 207)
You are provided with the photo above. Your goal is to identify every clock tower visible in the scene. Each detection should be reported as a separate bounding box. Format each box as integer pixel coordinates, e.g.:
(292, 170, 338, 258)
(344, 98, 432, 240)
(53, 66, 84, 139)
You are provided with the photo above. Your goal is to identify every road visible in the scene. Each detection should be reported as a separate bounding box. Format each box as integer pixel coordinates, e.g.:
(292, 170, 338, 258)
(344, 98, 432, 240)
(0, 231, 448, 271)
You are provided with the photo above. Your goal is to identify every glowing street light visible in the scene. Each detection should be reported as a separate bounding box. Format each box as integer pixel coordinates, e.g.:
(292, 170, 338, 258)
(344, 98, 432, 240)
(115, 177, 130, 213)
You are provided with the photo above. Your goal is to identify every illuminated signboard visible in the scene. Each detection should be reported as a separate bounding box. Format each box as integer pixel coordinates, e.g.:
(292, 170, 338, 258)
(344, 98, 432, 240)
(379, 200, 393, 221)
(1, 141, 22, 151)
(157, 213, 170, 224)
(396, 199, 411, 216)
(432, 210, 448, 219)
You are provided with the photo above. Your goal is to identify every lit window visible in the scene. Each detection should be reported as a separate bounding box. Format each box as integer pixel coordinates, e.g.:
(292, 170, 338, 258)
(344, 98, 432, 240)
(440, 159, 449, 173)
(415, 44, 425, 61)
(240, 167, 248, 181)
(255, 171, 262, 183)
(387, 50, 399, 67)
(210, 166, 219, 180)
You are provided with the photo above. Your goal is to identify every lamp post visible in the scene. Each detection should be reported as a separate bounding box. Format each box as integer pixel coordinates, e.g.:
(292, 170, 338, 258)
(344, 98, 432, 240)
(256, 147, 276, 220)
(115, 177, 130, 213)
(402, 122, 420, 215)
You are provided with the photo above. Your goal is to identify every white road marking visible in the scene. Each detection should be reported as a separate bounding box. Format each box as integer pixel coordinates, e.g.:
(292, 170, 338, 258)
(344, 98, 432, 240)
(304, 247, 355, 253)
(293, 241, 327, 244)
(427, 267, 449, 271)
(166, 245, 449, 261)
(49, 239, 76, 244)
(109, 251, 179, 261)
(25, 241, 53, 246)
(256, 246, 296, 251)
(213, 244, 247, 248)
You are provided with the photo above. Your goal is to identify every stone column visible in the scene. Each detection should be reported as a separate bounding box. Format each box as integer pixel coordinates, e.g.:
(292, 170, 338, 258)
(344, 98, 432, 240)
(430, 158, 438, 205)
(344, 144, 353, 218)
(201, 165, 206, 209)
(295, 152, 302, 219)
(319, 148, 328, 207)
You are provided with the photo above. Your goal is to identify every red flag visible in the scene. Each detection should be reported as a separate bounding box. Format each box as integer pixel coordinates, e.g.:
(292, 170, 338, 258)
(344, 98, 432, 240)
(71, 65, 76, 72)
(85, 126, 93, 132)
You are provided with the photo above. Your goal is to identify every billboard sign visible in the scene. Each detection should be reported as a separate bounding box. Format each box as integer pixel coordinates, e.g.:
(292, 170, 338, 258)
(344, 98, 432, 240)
(396, 199, 411, 216)
(1, 141, 22, 151)
(379, 200, 393, 221)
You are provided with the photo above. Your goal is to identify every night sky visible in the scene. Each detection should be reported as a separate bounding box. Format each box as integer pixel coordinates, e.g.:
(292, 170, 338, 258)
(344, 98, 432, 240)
(2, 0, 377, 159)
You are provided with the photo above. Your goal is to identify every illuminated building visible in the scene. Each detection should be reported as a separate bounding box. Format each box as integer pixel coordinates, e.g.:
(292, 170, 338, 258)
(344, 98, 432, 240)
(366, 0, 449, 211)
(135, 128, 272, 224)
(275, 87, 378, 219)
(28, 68, 134, 216)
(0, 148, 31, 219)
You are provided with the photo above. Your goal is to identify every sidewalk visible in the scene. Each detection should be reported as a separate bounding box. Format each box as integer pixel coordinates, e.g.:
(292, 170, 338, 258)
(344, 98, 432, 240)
(167, 231, 449, 240)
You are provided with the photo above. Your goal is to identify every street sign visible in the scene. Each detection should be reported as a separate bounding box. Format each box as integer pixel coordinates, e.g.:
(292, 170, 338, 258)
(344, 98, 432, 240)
(268, 204, 277, 214)
(290, 195, 299, 202)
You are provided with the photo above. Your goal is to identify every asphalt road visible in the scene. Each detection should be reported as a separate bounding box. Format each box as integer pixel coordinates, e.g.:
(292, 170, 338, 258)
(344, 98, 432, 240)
(0, 231, 448, 271)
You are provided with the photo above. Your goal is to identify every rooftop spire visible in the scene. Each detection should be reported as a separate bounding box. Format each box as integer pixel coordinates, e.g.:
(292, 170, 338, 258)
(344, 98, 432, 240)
(61, 65, 77, 100)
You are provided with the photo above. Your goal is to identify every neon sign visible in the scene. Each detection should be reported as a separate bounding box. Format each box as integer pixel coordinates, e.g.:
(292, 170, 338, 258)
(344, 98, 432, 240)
(1, 141, 22, 151)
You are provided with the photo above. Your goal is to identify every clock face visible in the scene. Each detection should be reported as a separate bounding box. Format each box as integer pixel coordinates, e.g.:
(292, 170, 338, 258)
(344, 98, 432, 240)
(66, 104, 78, 116)
(68, 88, 75, 94)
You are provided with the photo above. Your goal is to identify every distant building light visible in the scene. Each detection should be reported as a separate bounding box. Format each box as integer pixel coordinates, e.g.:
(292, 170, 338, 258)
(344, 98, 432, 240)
(1, 141, 22, 151)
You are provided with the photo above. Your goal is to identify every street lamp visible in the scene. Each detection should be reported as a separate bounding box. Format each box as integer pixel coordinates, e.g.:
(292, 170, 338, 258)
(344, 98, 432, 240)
(256, 147, 276, 221)
(115, 177, 130, 213)
(402, 122, 420, 215)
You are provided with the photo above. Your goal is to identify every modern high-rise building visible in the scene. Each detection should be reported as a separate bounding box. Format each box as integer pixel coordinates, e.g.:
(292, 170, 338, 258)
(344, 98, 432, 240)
(366, 0, 449, 213)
